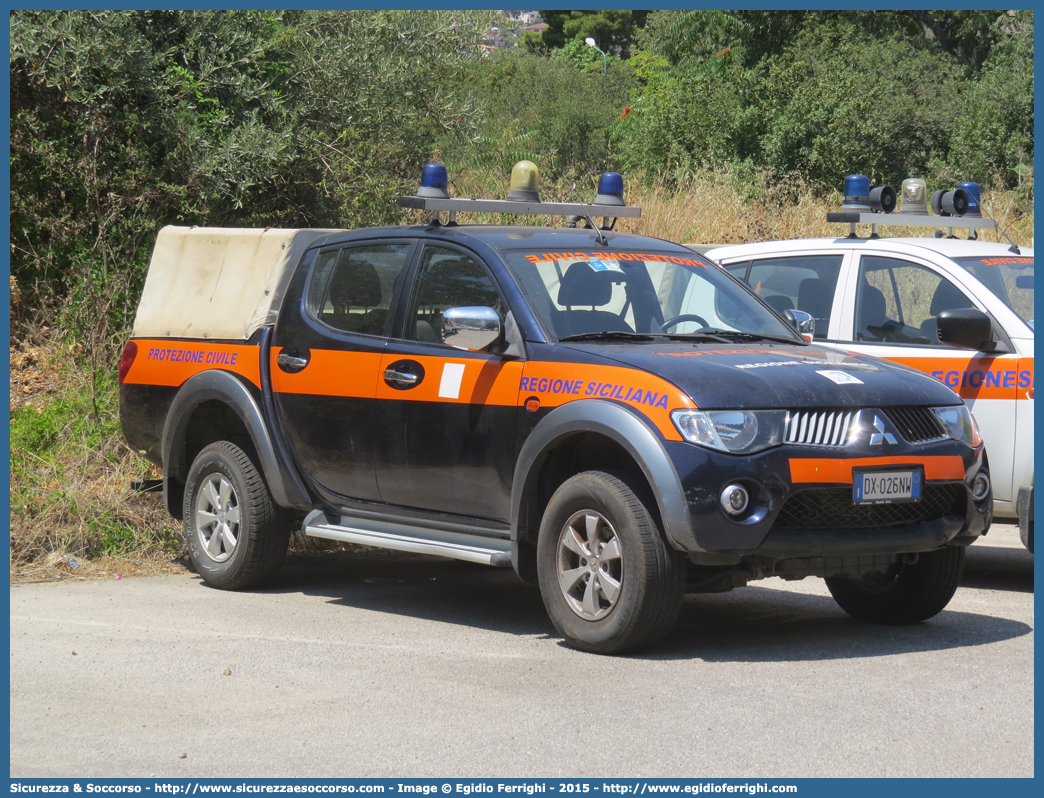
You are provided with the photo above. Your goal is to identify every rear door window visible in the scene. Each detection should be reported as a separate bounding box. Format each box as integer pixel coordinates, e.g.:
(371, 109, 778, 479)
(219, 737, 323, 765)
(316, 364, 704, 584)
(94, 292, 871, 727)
(307, 243, 413, 336)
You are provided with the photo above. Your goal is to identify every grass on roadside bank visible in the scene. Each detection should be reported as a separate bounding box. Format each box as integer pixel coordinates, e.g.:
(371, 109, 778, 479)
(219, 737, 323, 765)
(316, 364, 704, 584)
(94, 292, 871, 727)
(9, 329, 183, 581)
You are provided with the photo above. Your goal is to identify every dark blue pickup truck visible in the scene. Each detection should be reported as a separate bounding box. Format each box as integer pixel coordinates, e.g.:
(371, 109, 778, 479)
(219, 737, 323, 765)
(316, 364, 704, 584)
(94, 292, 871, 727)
(119, 163, 992, 653)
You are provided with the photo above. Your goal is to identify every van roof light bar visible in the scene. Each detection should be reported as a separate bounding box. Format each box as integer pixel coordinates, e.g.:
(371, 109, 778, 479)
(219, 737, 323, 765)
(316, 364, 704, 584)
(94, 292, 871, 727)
(830, 174, 996, 239)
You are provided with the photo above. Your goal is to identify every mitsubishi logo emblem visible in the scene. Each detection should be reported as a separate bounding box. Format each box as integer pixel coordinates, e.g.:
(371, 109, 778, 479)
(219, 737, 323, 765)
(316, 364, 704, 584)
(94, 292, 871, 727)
(869, 414, 898, 445)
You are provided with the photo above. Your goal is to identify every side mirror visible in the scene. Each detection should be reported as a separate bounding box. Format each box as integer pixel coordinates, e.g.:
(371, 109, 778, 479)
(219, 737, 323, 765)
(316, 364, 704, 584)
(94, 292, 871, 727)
(937, 308, 998, 351)
(784, 309, 815, 337)
(442, 306, 502, 351)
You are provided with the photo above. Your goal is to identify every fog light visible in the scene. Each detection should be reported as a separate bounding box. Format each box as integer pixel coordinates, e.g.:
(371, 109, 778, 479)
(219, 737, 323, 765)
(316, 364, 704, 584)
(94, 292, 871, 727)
(720, 484, 750, 516)
(971, 471, 991, 501)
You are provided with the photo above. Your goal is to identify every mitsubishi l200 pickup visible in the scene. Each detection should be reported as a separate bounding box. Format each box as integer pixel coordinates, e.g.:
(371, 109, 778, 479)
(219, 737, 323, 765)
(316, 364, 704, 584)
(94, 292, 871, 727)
(120, 163, 992, 653)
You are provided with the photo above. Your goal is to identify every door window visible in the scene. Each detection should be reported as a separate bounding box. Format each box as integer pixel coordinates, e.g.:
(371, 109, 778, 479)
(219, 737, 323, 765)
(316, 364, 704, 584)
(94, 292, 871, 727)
(405, 246, 503, 344)
(855, 256, 975, 346)
(953, 255, 1034, 328)
(730, 255, 842, 339)
(307, 243, 412, 336)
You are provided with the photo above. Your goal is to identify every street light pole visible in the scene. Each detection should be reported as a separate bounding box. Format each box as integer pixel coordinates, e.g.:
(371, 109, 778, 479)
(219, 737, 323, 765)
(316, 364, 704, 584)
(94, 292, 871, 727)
(584, 37, 607, 74)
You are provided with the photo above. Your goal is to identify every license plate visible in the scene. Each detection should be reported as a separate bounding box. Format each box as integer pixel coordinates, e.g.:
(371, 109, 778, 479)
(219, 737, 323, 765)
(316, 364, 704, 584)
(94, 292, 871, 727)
(853, 469, 922, 504)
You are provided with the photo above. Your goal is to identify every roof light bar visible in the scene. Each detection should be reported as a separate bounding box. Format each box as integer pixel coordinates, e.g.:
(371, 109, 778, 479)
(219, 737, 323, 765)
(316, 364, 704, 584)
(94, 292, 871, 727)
(830, 174, 994, 237)
(399, 161, 641, 219)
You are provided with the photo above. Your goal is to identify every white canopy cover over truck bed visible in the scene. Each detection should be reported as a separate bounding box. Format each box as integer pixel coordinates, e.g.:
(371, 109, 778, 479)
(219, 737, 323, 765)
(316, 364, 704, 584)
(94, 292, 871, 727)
(133, 226, 342, 341)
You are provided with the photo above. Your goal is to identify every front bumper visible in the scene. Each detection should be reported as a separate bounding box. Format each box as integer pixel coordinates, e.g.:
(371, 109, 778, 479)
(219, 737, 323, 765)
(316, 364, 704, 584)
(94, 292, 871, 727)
(664, 437, 991, 562)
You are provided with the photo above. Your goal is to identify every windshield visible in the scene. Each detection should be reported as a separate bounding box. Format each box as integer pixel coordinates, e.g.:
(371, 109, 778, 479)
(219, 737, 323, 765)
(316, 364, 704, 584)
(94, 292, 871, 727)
(953, 255, 1034, 329)
(503, 249, 801, 342)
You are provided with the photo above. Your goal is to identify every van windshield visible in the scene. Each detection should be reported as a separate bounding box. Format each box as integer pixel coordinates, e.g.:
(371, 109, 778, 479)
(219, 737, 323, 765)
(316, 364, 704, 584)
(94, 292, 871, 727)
(503, 249, 801, 342)
(953, 256, 1034, 329)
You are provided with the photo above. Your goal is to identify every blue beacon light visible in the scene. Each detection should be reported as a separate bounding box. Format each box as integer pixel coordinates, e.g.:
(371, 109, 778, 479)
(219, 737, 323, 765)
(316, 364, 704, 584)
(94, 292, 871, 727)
(958, 182, 982, 217)
(418, 162, 450, 199)
(594, 172, 626, 206)
(843, 174, 871, 209)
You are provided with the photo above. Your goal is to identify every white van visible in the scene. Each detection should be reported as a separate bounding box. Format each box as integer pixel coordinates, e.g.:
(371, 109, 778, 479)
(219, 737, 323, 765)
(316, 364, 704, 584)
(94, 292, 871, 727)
(702, 234, 1033, 551)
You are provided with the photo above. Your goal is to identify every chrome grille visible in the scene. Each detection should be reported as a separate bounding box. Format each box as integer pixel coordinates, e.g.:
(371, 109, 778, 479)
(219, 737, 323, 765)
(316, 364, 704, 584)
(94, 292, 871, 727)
(883, 406, 948, 444)
(785, 409, 856, 447)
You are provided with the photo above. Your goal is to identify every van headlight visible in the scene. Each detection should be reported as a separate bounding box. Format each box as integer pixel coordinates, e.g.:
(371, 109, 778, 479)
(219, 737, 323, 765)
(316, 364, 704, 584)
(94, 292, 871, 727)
(671, 409, 788, 454)
(931, 405, 981, 446)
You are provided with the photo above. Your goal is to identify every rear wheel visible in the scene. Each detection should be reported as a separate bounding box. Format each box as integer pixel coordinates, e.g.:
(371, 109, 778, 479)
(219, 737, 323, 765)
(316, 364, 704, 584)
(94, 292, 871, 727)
(184, 441, 290, 590)
(536, 471, 685, 654)
(825, 545, 965, 624)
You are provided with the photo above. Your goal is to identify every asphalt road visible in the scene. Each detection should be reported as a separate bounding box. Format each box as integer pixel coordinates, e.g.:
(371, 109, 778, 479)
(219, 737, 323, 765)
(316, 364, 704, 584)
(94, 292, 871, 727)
(9, 524, 1033, 779)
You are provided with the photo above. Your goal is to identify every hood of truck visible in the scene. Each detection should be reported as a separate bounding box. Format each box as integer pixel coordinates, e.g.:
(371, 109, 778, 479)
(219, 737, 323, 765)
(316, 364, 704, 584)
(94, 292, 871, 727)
(561, 340, 960, 409)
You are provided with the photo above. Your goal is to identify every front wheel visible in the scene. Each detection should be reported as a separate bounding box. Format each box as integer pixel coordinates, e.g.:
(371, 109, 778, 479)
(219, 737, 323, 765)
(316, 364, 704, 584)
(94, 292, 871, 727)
(184, 441, 290, 590)
(825, 545, 965, 624)
(536, 471, 686, 654)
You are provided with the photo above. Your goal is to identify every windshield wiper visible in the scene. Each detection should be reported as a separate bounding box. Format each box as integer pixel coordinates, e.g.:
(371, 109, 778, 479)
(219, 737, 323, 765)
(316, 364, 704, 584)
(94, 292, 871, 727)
(667, 329, 802, 345)
(558, 331, 659, 343)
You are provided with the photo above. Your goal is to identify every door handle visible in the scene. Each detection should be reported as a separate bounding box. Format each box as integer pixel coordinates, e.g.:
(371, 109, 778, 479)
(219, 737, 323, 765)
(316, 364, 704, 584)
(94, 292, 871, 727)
(277, 350, 310, 372)
(383, 369, 419, 383)
(383, 359, 425, 390)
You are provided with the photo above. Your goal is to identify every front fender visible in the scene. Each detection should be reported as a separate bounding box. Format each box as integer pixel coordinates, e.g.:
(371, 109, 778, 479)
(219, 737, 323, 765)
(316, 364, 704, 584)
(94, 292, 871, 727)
(510, 399, 701, 553)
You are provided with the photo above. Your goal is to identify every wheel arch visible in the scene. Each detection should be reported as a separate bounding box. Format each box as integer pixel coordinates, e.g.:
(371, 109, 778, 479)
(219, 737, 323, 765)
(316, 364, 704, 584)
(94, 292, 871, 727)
(510, 400, 700, 582)
(161, 370, 310, 519)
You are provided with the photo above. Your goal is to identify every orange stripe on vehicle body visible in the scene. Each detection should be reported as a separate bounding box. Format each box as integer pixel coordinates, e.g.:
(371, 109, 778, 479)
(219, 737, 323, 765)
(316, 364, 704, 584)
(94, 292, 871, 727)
(374, 353, 524, 405)
(268, 349, 690, 440)
(270, 349, 382, 399)
(789, 456, 966, 484)
(123, 339, 261, 388)
(519, 362, 696, 441)
(887, 356, 1033, 401)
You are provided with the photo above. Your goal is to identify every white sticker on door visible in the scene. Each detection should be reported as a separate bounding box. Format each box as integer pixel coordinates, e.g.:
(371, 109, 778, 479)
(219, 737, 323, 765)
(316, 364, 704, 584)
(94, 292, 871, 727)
(816, 369, 864, 385)
(438, 363, 467, 399)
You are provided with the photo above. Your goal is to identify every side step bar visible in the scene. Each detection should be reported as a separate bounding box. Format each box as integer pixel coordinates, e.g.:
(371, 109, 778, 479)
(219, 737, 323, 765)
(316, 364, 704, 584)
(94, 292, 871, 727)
(302, 510, 512, 567)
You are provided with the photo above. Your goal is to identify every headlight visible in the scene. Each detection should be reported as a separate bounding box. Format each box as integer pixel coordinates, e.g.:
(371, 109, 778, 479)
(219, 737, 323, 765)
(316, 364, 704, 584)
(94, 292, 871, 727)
(671, 409, 788, 454)
(931, 405, 981, 446)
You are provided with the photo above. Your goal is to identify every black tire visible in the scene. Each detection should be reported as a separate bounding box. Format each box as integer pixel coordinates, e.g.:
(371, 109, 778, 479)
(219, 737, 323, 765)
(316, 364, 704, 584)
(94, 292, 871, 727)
(825, 545, 965, 624)
(536, 471, 686, 654)
(183, 441, 290, 590)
